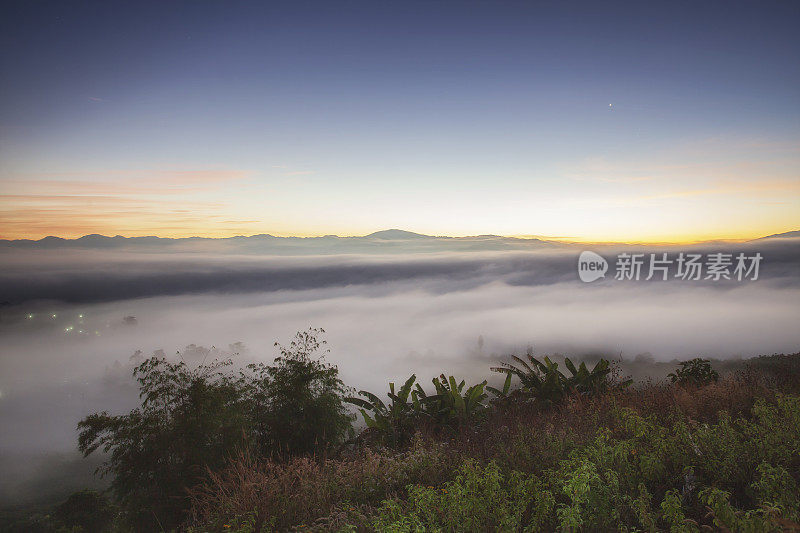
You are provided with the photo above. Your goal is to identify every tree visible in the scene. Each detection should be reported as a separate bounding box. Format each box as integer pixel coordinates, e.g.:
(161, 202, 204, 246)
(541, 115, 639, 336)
(77, 328, 354, 531)
(78, 358, 249, 531)
(243, 328, 355, 457)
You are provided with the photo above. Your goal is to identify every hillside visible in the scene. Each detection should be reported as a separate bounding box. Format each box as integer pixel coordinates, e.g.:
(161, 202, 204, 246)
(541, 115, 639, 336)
(3, 346, 799, 532)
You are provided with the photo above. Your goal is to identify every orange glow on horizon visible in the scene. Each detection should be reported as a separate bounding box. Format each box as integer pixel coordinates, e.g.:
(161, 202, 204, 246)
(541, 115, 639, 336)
(0, 222, 795, 245)
(2, 164, 798, 245)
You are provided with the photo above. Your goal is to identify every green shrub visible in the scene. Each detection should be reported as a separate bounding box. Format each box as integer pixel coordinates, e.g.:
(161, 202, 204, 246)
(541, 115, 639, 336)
(699, 487, 781, 532)
(375, 460, 535, 532)
(659, 489, 699, 533)
(751, 462, 800, 522)
(669, 358, 719, 386)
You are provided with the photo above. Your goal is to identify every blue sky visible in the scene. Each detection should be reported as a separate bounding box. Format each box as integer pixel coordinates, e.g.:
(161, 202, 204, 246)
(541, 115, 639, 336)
(1, 0, 798, 240)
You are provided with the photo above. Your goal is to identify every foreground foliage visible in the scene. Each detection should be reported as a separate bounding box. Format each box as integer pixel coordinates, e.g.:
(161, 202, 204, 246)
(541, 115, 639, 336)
(76, 328, 353, 532)
(188, 353, 800, 532)
(8, 343, 799, 532)
(365, 394, 800, 532)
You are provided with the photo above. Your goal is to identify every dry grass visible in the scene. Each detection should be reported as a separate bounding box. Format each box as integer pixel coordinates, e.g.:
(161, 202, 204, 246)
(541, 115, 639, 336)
(189, 440, 455, 531)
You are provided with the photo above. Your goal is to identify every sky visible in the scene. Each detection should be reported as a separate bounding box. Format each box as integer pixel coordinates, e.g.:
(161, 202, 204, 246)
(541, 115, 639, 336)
(1, 0, 799, 242)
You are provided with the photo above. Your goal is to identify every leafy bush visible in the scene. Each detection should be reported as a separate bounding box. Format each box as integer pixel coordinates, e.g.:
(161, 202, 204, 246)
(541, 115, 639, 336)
(374, 460, 535, 532)
(751, 462, 800, 522)
(668, 357, 719, 386)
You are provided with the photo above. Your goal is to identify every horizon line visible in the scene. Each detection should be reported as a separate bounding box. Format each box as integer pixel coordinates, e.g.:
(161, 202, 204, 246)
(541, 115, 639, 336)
(2, 227, 798, 246)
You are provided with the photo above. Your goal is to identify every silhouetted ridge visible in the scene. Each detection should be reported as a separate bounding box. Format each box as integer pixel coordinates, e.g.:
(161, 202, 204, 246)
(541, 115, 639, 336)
(755, 230, 800, 240)
(365, 229, 432, 239)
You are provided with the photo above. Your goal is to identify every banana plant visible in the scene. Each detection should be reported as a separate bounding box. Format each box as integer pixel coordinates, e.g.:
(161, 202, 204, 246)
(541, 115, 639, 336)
(416, 374, 488, 425)
(486, 372, 512, 399)
(564, 358, 632, 394)
(345, 374, 420, 445)
(491, 354, 569, 403)
(493, 354, 629, 403)
(564, 357, 607, 394)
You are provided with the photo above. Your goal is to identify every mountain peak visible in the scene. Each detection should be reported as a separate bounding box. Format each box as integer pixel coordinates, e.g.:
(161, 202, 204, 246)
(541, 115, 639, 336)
(365, 229, 431, 240)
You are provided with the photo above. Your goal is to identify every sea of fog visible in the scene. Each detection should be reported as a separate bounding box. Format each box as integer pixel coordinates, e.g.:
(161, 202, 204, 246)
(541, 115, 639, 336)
(1, 236, 799, 504)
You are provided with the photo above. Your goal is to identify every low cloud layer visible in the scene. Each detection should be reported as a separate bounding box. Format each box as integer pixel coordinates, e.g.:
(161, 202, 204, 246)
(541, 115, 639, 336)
(1, 238, 799, 503)
(1, 237, 798, 304)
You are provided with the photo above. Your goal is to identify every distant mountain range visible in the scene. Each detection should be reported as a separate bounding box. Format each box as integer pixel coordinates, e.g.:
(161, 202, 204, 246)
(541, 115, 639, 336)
(0, 229, 797, 255)
(0, 229, 553, 255)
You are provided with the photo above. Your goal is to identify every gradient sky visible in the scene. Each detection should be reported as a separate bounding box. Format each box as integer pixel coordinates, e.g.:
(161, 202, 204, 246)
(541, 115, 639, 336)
(1, 0, 798, 242)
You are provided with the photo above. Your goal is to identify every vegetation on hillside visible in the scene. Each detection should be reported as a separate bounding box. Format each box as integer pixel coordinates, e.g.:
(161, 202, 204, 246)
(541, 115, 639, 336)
(2, 331, 799, 532)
